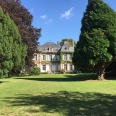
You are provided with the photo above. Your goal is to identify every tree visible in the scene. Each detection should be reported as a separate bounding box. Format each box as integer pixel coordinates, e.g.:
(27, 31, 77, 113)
(0, 0, 41, 73)
(61, 38, 76, 46)
(30, 66, 40, 75)
(0, 6, 27, 77)
(72, 0, 116, 80)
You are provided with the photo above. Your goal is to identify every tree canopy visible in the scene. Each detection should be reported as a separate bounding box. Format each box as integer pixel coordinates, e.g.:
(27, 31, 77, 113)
(72, 0, 116, 80)
(0, 6, 27, 77)
(61, 38, 76, 46)
(0, 0, 41, 73)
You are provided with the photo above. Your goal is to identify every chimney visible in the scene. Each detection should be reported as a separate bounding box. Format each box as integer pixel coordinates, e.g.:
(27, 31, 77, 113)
(72, 40, 74, 47)
(64, 41, 68, 44)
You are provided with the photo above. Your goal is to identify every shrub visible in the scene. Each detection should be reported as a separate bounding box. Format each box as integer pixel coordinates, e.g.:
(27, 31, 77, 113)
(41, 72, 48, 74)
(31, 66, 40, 75)
(60, 69, 65, 74)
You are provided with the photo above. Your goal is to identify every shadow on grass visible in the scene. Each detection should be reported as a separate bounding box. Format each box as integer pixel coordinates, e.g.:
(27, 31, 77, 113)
(0, 81, 9, 84)
(15, 73, 98, 82)
(0, 81, 3, 84)
(3, 91, 116, 116)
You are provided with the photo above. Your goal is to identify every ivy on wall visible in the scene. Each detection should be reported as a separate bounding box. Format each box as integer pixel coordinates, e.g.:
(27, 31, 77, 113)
(41, 61, 52, 64)
(41, 61, 60, 64)
(60, 52, 73, 64)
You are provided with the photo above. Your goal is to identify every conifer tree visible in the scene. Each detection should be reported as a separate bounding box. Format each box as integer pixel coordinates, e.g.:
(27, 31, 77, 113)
(0, 0, 41, 72)
(73, 0, 116, 80)
(0, 6, 27, 77)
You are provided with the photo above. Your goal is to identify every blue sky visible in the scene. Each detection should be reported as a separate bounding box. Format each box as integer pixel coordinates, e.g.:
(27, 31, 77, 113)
(21, 0, 116, 45)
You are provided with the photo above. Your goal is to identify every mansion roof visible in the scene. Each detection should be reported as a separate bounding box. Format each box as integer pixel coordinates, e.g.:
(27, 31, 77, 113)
(38, 41, 74, 53)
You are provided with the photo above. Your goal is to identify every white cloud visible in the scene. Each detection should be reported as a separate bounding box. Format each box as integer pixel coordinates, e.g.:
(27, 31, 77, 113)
(40, 15, 47, 19)
(45, 19, 53, 25)
(60, 7, 74, 19)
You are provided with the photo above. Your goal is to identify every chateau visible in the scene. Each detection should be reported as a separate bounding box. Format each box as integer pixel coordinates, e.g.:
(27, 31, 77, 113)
(33, 41, 75, 73)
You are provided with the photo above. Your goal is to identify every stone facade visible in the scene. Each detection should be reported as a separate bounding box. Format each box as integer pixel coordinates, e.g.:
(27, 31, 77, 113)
(32, 41, 74, 73)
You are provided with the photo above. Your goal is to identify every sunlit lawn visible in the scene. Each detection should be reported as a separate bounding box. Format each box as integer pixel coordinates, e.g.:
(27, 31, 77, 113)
(0, 73, 116, 116)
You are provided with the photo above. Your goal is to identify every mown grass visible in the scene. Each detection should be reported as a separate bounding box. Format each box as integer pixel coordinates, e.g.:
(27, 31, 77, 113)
(0, 73, 116, 116)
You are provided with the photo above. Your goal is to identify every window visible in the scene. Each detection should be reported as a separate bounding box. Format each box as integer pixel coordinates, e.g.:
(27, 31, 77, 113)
(52, 55, 55, 61)
(33, 54, 37, 60)
(65, 47, 69, 51)
(53, 55, 58, 61)
(64, 54, 67, 60)
(69, 54, 72, 60)
(49, 65, 52, 70)
(64, 64, 67, 70)
(48, 48, 53, 52)
(56, 55, 59, 61)
(55, 65, 58, 71)
(43, 55, 46, 60)
(49, 55, 52, 61)
(43, 65, 46, 70)
(70, 64, 72, 70)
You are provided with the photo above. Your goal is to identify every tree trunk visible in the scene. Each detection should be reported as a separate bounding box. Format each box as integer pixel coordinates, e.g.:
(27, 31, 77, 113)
(95, 68, 105, 80)
(94, 62, 112, 80)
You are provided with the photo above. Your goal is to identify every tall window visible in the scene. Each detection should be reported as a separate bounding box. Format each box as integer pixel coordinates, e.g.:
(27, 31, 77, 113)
(69, 54, 72, 60)
(43, 55, 46, 60)
(55, 55, 59, 61)
(49, 55, 52, 61)
(56, 55, 59, 61)
(52, 55, 55, 61)
(43, 65, 46, 70)
(64, 64, 67, 70)
(49, 65, 52, 70)
(64, 54, 67, 60)
(70, 64, 72, 70)
(55, 64, 58, 71)
(33, 54, 37, 60)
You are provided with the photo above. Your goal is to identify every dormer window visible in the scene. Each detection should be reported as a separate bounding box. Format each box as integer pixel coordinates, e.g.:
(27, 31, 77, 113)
(48, 47, 53, 52)
(48, 48, 49, 50)
(65, 47, 69, 51)
(51, 48, 53, 52)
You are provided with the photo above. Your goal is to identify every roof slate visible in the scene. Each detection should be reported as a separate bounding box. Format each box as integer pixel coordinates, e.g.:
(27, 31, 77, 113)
(38, 42, 74, 53)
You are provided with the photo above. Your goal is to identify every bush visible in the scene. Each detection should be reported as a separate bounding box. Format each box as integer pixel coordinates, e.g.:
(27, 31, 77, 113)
(60, 69, 65, 74)
(41, 72, 48, 74)
(31, 66, 40, 75)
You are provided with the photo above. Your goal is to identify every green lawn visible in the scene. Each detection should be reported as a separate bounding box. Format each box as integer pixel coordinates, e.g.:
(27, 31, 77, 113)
(0, 73, 116, 116)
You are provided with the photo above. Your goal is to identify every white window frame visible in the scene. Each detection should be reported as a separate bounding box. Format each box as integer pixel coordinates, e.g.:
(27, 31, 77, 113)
(33, 54, 38, 60)
(64, 54, 67, 61)
(70, 64, 72, 70)
(64, 64, 67, 70)
(43, 55, 46, 61)
(43, 65, 46, 70)
(49, 65, 52, 70)
(49, 55, 52, 61)
(55, 64, 58, 71)
(69, 54, 72, 60)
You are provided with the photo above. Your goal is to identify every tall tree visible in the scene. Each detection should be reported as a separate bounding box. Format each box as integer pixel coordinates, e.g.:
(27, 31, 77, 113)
(72, 0, 116, 80)
(0, 0, 41, 73)
(0, 6, 27, 77)
(61, 38, 76, 46)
